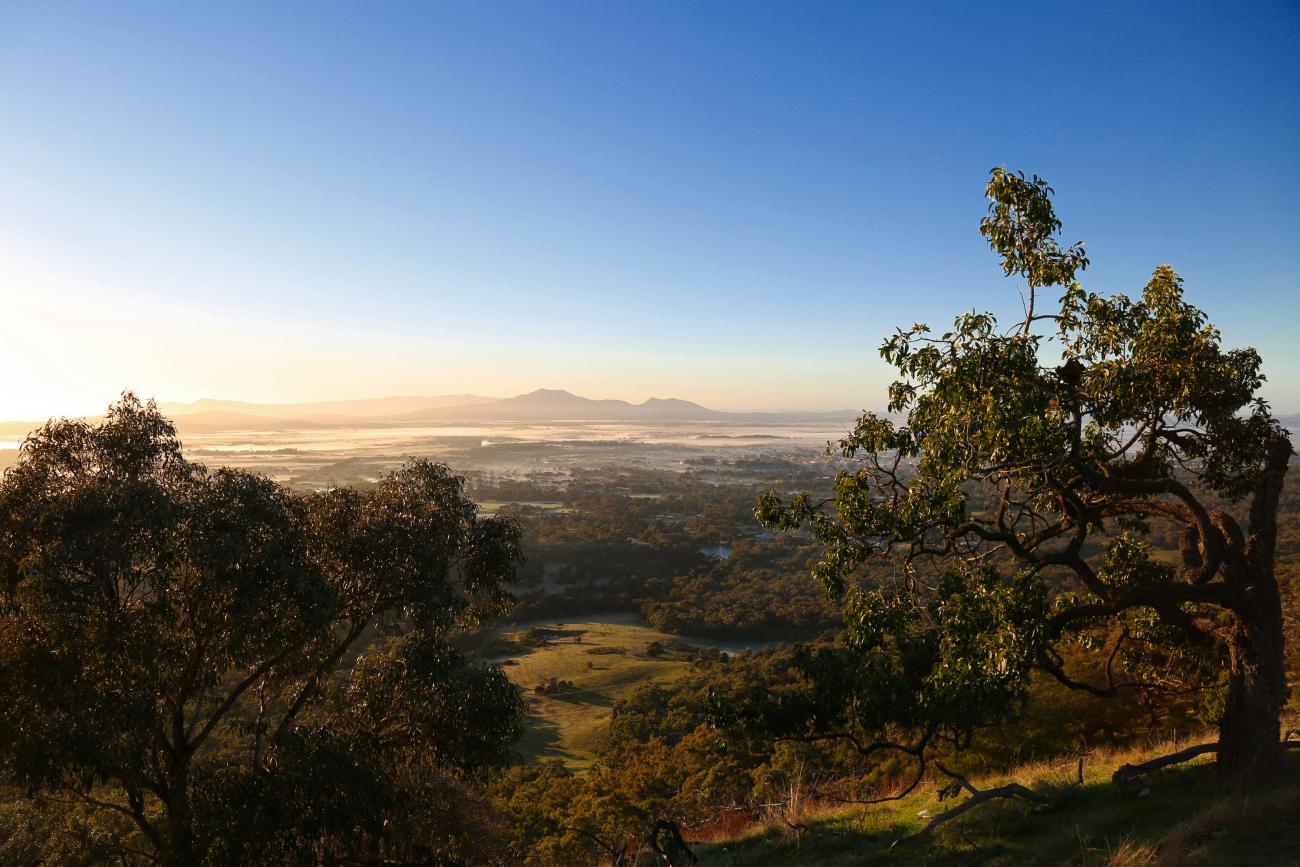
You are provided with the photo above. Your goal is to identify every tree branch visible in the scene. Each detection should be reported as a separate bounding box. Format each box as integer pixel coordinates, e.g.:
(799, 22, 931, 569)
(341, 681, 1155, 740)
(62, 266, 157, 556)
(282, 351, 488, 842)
(269, 621, 369, 746)
(1111, 742, 1217, 791)
(891, 762, 1046, 848)
(1090, 472, 1224, 585)
(189, 642, 299, 752)
(1049, 579, 1240, 635)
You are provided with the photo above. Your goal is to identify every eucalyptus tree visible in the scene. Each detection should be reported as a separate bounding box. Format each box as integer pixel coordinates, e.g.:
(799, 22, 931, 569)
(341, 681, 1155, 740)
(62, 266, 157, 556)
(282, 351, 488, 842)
(755, 169, 1292, 784)
(0, 394, 524, 865)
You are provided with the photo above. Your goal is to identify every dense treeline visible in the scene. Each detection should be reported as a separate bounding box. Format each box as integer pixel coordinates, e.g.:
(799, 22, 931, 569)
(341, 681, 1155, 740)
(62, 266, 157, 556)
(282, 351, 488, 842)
(482, 471, 845, 640)
(0, 398, 526, 865)
(641, 538, 839, 640)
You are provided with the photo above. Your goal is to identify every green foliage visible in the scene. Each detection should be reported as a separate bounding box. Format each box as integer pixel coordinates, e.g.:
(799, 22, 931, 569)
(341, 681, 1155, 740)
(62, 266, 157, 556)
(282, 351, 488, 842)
(491, 638, 1189, 865)
(717, 564, 1047, 761)
(756, 168, 1293, 781)
(0, 394, 524, 864)
(493, 650, 828, 865)
(641, 538, 838, 640)
(980, 168, 1089, 296)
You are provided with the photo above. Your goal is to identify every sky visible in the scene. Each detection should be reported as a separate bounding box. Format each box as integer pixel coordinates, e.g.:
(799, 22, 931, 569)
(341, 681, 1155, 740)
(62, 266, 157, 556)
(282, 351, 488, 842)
(1, 1, 1298, 418)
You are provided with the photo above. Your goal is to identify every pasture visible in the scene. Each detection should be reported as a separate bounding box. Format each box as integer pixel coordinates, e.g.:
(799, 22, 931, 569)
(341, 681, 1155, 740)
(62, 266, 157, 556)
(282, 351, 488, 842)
(493, 614, 755, 768)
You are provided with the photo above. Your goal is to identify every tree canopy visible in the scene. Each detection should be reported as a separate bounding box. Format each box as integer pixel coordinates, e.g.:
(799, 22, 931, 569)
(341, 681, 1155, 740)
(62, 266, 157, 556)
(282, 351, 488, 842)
(0, 394, 525, 865)
(755, 168, 1293, 786)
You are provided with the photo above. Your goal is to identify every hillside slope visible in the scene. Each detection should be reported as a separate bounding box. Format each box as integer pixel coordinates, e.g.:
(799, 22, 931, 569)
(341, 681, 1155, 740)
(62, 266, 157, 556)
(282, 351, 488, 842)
(692, 738, 1300, 866)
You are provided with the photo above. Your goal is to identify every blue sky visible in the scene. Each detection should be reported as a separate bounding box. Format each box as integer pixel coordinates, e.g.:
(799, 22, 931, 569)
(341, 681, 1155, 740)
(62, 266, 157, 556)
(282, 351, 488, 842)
(1, 1, 1297, 417)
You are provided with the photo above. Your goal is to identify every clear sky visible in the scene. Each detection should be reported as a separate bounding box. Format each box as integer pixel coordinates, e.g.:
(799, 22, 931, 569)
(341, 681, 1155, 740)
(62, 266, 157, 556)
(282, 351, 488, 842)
(1, 1, 1297, 419)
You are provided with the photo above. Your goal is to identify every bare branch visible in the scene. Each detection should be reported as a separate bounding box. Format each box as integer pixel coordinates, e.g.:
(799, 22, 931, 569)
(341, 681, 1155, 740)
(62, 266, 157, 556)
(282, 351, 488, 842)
(891, 762, 1046, 848)
(1111, 742, 1217, 791)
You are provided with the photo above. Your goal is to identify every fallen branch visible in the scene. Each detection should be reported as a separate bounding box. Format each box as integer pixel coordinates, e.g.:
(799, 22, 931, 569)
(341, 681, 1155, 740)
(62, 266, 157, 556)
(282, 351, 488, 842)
(891, 763, 1046, 848)
(1111, 742, 1217, 791)
(1112, 738, 1300, 791)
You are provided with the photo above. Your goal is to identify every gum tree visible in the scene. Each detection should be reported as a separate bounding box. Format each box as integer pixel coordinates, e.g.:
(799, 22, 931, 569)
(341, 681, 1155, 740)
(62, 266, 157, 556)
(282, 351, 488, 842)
(0, 394, 524, 864)
(756, 169, 1292, 784)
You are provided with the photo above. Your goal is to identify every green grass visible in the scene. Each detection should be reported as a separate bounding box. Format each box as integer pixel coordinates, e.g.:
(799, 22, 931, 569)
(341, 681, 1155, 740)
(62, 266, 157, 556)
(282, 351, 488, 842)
(692, 741, 1300, 866)
(476, 500, 569, 516)
(495, 616, 705, 768)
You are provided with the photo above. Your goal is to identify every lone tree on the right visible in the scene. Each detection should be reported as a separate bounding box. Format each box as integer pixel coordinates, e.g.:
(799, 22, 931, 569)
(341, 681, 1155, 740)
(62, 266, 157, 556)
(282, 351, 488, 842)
(757, 168, 1293, 785)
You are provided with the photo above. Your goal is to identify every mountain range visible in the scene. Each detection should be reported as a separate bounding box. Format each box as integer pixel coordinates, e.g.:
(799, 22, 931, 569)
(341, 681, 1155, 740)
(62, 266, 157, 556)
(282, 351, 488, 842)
(398, 389, 735, 422)
(165, 389, 855, 430)
(0, 390, 856, 437)
(3, 397, 1298, 440)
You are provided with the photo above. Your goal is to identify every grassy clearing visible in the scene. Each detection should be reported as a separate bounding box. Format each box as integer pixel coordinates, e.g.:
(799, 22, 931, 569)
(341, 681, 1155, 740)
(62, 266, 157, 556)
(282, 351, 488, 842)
(495, 617, 708, 768)
(476, 500, 569, 516)
(691, 737, 1300, 866)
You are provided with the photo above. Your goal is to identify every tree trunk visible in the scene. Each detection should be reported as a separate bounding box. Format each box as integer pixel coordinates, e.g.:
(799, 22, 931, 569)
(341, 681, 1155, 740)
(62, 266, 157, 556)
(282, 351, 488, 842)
(1216, 580, 1287, 781)
(1219, 435, 1293, 782)
(162, 762, 198, 867)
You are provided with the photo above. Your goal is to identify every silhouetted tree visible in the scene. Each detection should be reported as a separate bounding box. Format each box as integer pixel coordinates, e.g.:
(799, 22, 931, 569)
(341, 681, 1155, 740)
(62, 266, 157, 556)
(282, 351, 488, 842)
(756, 168, 1292, 784)
(0, 394, 524, 864)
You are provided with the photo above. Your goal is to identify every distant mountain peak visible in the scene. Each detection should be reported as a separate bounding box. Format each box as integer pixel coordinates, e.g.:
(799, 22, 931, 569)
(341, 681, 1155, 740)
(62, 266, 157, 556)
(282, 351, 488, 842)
(498, 389, 596, 406)
(641, 396, 700, 406)
(514, 388, 582, 399)
(3, 389, 862, 435)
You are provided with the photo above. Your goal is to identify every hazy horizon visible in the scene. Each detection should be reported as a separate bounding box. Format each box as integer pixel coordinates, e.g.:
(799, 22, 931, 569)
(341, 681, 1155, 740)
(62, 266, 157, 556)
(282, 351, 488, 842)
(0, 386, 865, 425)
(3, 2, 1298, 420)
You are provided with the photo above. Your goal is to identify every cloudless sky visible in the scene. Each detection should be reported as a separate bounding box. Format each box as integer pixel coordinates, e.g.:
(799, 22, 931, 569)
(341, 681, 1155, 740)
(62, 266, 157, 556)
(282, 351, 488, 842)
(1, 1, 1298, 418)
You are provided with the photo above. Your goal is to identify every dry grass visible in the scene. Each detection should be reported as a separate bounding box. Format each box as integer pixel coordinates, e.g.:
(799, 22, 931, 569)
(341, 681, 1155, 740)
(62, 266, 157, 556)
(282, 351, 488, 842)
(693, 723, 1300, 866)
(1103, 838, 1157, 867)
